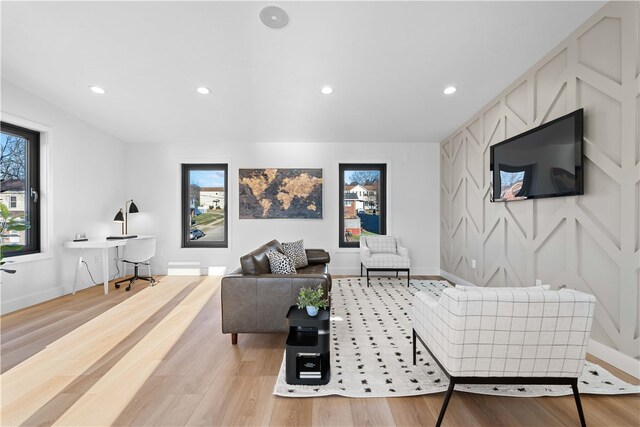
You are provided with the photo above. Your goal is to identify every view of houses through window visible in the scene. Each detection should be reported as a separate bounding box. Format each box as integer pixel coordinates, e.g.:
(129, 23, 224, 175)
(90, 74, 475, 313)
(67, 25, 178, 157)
(0, 122, 40, 256)
(339, 164, 386, 247)
(182, 164, 228, 248)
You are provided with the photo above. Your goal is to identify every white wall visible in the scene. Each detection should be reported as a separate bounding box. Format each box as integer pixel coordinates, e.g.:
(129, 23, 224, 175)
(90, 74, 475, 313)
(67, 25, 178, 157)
(125, 142, 440, 276)
(440, 2, 640, 364)
(1, 81, 128, 313)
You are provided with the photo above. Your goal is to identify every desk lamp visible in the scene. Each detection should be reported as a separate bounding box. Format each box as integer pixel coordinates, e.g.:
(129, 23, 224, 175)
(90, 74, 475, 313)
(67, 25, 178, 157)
(107, 200, 139, 240)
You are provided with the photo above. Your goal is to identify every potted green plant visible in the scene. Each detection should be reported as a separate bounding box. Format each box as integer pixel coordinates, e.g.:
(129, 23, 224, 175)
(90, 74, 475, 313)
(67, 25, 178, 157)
(0, 202, 30, 274)
(296, 284, 329, 317)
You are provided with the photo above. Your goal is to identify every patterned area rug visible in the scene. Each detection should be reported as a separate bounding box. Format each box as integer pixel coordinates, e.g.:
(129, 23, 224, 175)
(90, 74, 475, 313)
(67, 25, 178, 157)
(273, 277, 640, 398)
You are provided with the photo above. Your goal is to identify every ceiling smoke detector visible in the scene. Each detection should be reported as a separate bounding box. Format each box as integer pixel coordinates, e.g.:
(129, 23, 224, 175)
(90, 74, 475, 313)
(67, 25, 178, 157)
(260, 6, 289, 29)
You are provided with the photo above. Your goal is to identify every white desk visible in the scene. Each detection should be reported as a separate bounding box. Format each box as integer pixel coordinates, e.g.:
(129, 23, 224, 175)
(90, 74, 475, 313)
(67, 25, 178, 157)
(63, 238, 129, 295)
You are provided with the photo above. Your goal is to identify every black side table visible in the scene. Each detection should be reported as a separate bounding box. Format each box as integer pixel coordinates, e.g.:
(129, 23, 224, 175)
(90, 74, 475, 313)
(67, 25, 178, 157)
(285, 306, 331, 385)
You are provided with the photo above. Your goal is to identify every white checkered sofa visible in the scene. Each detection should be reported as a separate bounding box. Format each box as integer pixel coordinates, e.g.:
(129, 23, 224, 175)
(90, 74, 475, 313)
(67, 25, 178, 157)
(413, 285, 596, 427)
(359, 235, 410, 287)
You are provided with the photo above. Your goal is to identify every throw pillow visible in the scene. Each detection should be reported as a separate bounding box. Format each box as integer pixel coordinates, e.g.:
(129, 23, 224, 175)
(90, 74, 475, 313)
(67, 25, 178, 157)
(266, 250, 296, 274)
(282, 239, 308, 269)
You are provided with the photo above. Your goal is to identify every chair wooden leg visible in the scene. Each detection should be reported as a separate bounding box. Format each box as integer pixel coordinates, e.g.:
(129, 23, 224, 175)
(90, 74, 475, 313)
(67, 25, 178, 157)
(396, 271, 399, 278)
(412, 329, 417, 365)
(407, 270, 410, 287)
(231, 333, 238, 345)
(366, 269, 370, 287)
(436, 381, 456, 427)
(360, 263, 363, 277)
(572, 380, 587, 427)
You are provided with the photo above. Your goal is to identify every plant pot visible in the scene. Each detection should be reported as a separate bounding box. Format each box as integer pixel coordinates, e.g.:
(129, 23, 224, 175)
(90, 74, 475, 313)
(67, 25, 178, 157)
(306, 306, 319, 317)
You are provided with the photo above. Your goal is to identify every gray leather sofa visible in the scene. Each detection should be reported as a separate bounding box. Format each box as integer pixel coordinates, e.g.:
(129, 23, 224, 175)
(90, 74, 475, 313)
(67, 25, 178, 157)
(221, 240, 331, 344)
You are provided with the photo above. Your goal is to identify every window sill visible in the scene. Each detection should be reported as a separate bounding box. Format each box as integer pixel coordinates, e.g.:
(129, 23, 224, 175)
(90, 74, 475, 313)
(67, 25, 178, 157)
(4, 252, 53, 265)
(179, 247, 231, 252)
(334, 248, 361, 253)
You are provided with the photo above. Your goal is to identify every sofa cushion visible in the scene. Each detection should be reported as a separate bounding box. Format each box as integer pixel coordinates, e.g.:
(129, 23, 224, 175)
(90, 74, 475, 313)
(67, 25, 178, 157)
(366, 235, 397, 254)
(266, 250, 296, 274)
(361, 253, 410, 268)
(296, 263, 327, 275)
(282, 239, 308, 269)
(240, 240, 284, 275)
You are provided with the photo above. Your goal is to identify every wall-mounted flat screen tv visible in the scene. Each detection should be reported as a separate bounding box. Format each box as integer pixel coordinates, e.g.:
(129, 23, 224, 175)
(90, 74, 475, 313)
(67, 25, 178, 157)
(490, 109, 584, 202)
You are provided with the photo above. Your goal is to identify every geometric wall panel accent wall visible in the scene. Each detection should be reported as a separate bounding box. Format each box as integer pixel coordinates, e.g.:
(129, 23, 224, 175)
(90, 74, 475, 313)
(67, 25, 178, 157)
(440, 2, 640, 360)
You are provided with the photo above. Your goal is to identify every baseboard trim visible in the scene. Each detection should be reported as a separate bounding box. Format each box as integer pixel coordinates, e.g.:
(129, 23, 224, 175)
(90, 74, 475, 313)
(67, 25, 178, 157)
(439, 270, 477, 287)
(588, 339, 640, 380)
(0, 282, 89, 314)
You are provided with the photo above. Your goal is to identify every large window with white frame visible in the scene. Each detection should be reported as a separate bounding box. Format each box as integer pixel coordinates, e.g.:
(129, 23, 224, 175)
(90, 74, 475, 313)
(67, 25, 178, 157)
(1, 122, 40, 256)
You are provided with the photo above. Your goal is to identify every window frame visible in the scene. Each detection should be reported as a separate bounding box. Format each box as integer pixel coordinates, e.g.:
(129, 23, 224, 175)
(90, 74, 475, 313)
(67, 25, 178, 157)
(1, 121, 41, 257)
(338, 163, 387, 248)
(181, 163, 229, 248)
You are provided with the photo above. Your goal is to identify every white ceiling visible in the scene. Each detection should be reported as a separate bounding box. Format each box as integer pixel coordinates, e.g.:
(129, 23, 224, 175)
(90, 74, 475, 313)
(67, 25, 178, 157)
(1, 1, 604, 144)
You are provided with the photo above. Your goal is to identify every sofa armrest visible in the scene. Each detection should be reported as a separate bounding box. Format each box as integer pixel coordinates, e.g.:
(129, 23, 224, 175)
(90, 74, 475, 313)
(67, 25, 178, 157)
(412, 291, 462, 374)
(305, 249, 330, 265)
(397, 246, 409, 259)
(360, 246, 371, 260)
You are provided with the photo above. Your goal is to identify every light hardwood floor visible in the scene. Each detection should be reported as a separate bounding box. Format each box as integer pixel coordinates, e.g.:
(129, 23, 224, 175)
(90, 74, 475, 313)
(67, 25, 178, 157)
(1, 275, 638, 426)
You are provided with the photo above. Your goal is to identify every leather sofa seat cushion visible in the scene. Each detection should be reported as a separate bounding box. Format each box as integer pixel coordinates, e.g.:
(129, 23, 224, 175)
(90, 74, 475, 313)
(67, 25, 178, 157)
(296, 263, 327, 275)
(240, 239, 284, 275)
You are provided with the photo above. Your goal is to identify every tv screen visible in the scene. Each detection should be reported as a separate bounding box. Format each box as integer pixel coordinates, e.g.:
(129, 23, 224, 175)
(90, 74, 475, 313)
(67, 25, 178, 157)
(490, 109, 583, 202)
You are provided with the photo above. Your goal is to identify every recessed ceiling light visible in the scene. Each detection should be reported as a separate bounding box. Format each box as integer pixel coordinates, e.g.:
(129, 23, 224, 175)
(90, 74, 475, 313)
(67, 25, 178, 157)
(443, 86, 457, 95)
(196, 86, 211, 95)
(321, 86, 334, 95)
(89, 86, 106, 94)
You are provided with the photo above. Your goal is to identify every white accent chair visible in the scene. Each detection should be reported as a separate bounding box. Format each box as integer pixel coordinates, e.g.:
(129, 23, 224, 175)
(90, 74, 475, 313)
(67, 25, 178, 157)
(359, 235, 410, 287)
(412, 286, 596, 427)
(115, 236, 156, 291)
